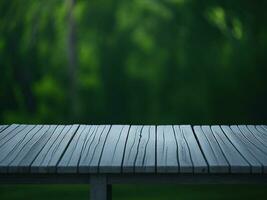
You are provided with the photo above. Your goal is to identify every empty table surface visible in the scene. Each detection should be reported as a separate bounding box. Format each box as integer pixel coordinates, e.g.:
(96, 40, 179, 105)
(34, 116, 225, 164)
(0, 124, 267, 174)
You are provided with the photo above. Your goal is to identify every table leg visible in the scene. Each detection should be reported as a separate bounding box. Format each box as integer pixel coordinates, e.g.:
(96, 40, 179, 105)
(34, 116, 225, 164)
(90, 175, 112, 200)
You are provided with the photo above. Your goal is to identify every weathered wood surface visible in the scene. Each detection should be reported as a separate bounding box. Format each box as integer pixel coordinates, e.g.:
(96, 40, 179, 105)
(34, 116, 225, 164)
(0, 124, 267, 174)
(99, 125, 129, 173)
(156, 126, 178, 173)
(194, 126, 228, 173)
(174, 125, 207, 173)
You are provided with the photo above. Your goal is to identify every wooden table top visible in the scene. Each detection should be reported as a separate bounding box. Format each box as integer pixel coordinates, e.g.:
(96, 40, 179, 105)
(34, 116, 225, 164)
(0, 124, 267, 174)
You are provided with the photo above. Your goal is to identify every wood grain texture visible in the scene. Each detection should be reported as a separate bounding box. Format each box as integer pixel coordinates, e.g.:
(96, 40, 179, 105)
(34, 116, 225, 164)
(122, 125, 142, 173)
(173, 125, 207, 173)
(156, 126, 178, 173)
(0, 125, 9, 133)
(194, 126, 229, 173)
(57, 125, 92, 173)
(8, 125, 58, 173)
(0, 124, 25, 147)
(173, 125, 192, 173)
(79, 125, 111, 173)
(134, 126, 156, 173)
(31, 125, 79, 173)
(251, 126, 267, 142)
(210, 126, 250, 173)
(8, 125, 49, 173)
(239, 125, 267, 154)
(221, 126, 262, 173)
(0, 125, 37, 173)
(99, 125, 130, 173)
(0, 124, 266, 175)
(261, 125, 267, 132)
(229, 125, 267, 173)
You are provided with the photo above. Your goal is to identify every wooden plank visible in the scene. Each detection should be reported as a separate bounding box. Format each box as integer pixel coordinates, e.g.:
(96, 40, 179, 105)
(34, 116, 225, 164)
(7, 125, 50, 173)
(0, 124, 23, 147)
(79, 125, 111, 173)
(9, 125, 58, 173)
(99, 125, 130, 173)
(0, 125, 31, 149)
(173, 126, 192, 173)
(0, 125, 8, 132)
(31, 125, 65, 173)
(257, 125, 267, 135)
(239, 125, 267, 154)
(58, 125, 93, 173)
(194, 126, 229, 173)
(156, 125, 178, 173)
(31, 125, 79, 173)
(174, 125, 207, 173)
(229, 125, 267, 173)
(262, 125, 267, 132)
(210, 126, 250, 173)
(0, 125, 4, 132)
(134, 126, 156, 173)
(251, 125, 267, 141)
(122, 125, 142, 173)
(0, 125, 41, 173)
(0, 125, 35, 169)
(221, 126, 262, 173)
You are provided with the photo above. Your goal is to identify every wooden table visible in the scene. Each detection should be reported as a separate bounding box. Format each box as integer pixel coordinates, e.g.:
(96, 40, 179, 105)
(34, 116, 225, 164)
(0, 124, 267, 200)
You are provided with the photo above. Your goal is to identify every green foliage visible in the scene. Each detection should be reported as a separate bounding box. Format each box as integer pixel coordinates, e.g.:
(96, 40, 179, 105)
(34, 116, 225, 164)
(0, 0, 267, 124)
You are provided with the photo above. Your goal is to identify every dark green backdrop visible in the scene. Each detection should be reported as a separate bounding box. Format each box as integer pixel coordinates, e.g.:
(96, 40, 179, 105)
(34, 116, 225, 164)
(1, 0, 267, 124)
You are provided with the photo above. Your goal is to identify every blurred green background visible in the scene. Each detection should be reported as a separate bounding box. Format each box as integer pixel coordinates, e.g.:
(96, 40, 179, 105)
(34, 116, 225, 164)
(0, 184, 267, 200)
(0, 0, 267, 199)
(1, 0, 267, 124)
